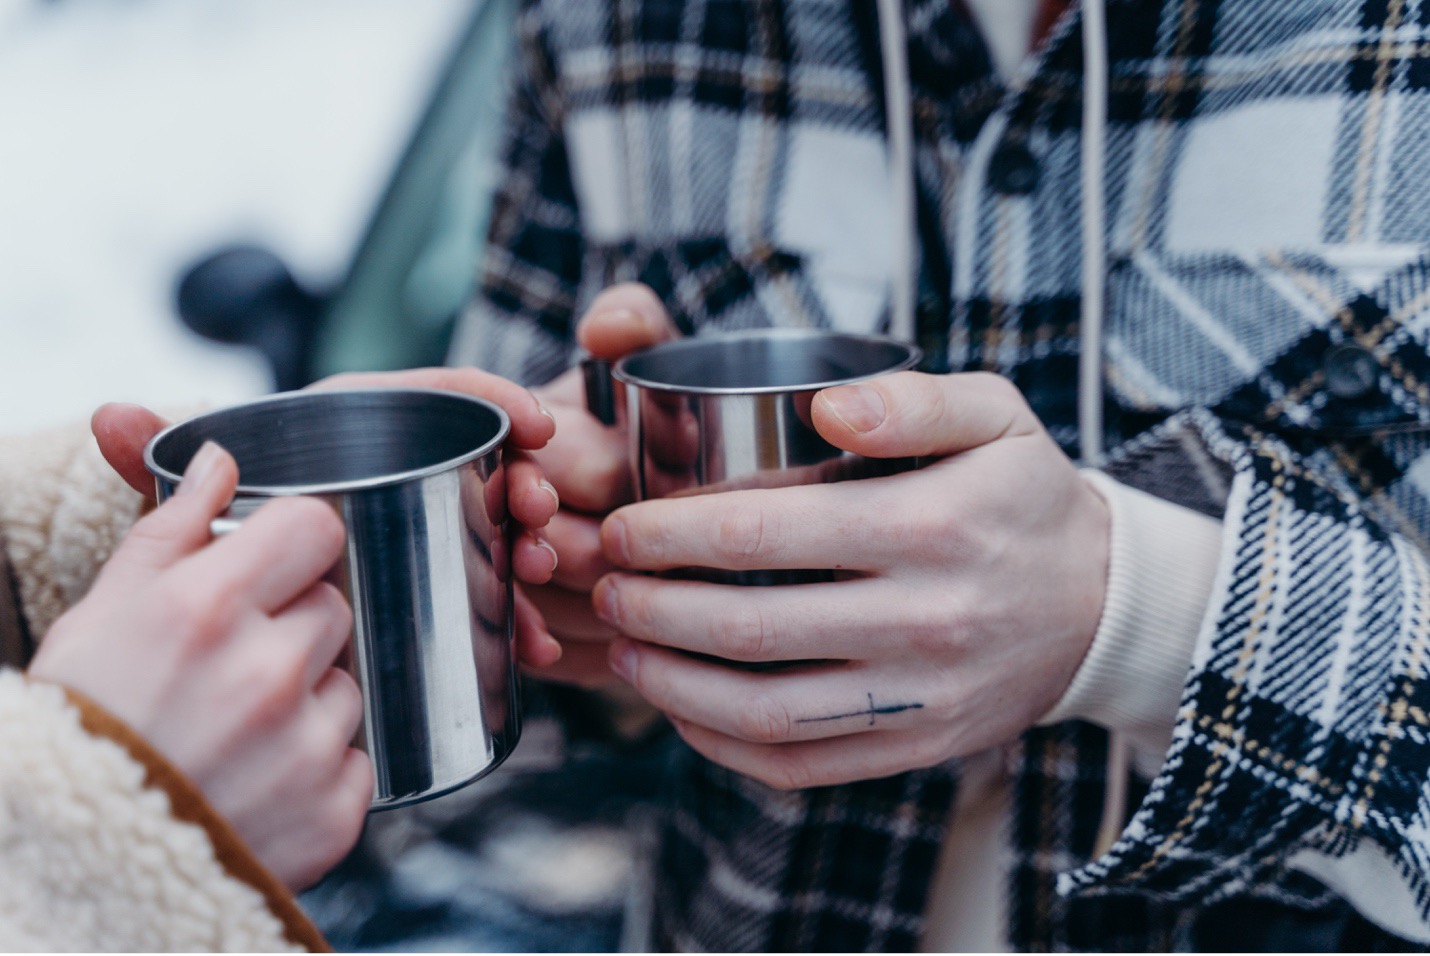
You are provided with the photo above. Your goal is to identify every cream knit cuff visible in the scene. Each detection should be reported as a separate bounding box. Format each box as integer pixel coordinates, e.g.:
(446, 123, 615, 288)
(1039, 471, 1223, 760)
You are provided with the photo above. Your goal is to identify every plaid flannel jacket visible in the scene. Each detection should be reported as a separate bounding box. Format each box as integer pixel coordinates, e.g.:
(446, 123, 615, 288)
(452, 0, 1430, 949)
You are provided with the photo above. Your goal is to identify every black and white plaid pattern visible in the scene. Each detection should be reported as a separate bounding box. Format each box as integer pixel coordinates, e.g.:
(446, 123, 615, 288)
(452, 0, 1430, 948)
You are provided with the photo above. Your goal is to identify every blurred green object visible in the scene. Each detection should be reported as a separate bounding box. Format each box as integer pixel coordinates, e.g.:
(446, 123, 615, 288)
(174, 0, 519, 388)
(313, 0, 518, 376)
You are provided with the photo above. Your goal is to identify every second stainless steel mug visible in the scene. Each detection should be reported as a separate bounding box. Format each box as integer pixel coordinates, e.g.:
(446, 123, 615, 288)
(610, 328, 922, 584)
(144, 388, 519, 810)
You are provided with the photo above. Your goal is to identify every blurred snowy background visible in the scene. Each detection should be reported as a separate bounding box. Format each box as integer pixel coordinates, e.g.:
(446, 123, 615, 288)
(0, 0, 472, 434)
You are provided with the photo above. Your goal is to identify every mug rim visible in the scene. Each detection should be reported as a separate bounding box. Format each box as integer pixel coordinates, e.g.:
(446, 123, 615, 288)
(143, 387, 512, 496)
(611, 328, 922, 396)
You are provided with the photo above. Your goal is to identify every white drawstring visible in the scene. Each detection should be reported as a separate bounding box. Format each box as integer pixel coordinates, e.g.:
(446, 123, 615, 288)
(1078, 0, 1108, 466)
(876, 0, 917, 345)
(1077, 0, 1131, 861)
(879, 0, 1128, 860)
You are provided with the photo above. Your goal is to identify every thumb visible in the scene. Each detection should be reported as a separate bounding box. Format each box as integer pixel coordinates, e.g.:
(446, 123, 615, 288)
(105, 441, 240, 578)
(576, 283, 681, 360)
(812, 371, 1041, 458)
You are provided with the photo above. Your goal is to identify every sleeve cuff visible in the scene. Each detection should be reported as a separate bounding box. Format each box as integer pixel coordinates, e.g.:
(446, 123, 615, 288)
(1038, 471, 1224, 761)
(58, 683, 331, 952)
(0, 669, 327, 952)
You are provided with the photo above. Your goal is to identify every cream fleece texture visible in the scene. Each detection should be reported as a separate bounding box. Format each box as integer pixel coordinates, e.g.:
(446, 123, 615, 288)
(0, 670, 298, 952)
(0, 423, 144, 638)
(0, 423, 309, 951)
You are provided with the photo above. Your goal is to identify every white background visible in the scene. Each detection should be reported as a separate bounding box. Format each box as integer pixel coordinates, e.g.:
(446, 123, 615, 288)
(0, 0, 471, 435)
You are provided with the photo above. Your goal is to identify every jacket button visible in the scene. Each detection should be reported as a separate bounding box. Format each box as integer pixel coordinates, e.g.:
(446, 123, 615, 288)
(988, 141, 1040, 196)
(1323, 343, 1379, 399)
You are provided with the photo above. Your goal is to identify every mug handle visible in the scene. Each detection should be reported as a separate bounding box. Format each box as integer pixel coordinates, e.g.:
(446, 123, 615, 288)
(580, 353, 619, 426)
(210, 516, 245, 537)
(204, 498, 267, 538)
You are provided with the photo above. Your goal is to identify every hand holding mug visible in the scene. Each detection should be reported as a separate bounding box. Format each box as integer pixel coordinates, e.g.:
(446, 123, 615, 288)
(30, 444, 369, 889)
(91, 365, 564, 667)
(515, 284, 679, 688)
(595, 372, 1111, 789)
(141, 388, 529, 809)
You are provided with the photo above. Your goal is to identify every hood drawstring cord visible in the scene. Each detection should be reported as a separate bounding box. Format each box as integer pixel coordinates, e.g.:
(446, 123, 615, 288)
(1077, 0, 1131, 861)
(874, 0, 1130, 864)
(875, 0, 917, 345)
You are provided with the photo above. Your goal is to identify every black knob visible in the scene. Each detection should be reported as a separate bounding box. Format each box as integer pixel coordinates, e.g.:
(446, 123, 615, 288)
(175, 246, 324, 391)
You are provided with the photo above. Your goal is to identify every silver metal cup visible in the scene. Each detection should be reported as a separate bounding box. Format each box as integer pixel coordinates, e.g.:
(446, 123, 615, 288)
(144, 388, 519, 810)
(611, 329, 922, 585)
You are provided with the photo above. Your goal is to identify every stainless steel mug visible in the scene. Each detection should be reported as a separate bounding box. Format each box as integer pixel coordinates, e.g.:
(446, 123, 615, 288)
(144, 388, 519, 810)
(610, 328, 922, 585)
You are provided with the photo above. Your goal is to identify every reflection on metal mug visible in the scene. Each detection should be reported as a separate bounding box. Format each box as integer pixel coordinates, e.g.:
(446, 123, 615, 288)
(602, 328, 922, 585)
(144, 388, 519, 811)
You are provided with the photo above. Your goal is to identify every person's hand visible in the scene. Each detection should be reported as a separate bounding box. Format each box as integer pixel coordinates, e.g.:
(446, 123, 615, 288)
(592, 371, 1111, 789)
(516, 283, 678, 688)
(29, 442, 370, 889)
(91, 366, 565, 667)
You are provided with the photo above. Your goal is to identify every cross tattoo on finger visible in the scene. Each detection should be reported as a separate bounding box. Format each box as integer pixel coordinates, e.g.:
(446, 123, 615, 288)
(796, 692, 924, 727)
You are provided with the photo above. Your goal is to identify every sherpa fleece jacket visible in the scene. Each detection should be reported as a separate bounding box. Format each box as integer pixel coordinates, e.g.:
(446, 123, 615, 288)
(0, 423, 327, 952)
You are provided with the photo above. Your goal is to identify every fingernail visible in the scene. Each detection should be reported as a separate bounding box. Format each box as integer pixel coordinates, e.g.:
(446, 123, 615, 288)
(538, 404, 556, 428)
(609, 641, 638, 682)
(538, 478, 560, 509)
(595, 582, 620, 626)
(535, 536, 558, 572)
(176, 441, 223, 497)
(821, 384, 886, 433)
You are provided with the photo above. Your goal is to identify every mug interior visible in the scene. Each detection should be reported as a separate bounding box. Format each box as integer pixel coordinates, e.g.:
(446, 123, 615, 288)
(147, 389, 508, 492)
(615, 330, 919, 393)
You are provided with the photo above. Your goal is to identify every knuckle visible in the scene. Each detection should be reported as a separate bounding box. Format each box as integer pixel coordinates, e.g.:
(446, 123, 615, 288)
(737, 693, 794, 744)
(588, 454, 629, 501)
(304, 718, 349, 769)
(968, 370, 1017, 400)
(563, 456, 628, 513)
(262, 497, 346, 554)
(618, 583, 656, 635)
(724, 602, 773, 660)
(882, 502, 932, 554)
(124, 508, 185, 550)
(940, 592, 985, 652)
(298, 727, 336, 771)
(329, 670, 365, 735)
(902, 604, 956, 658)
(165, 585, 233, 650)
(301, 500, 347, 555)
(338, 757, 374, 829)
(247, 655, 306, 723)
(716, 507, 778, 567)
(968, 373, 1034, 435)
(314, 581, 354, 630)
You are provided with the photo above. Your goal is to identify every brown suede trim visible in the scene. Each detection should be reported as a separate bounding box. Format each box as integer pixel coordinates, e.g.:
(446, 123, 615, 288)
(54, 683, 332, 953)
(0, 529, 33, 669)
